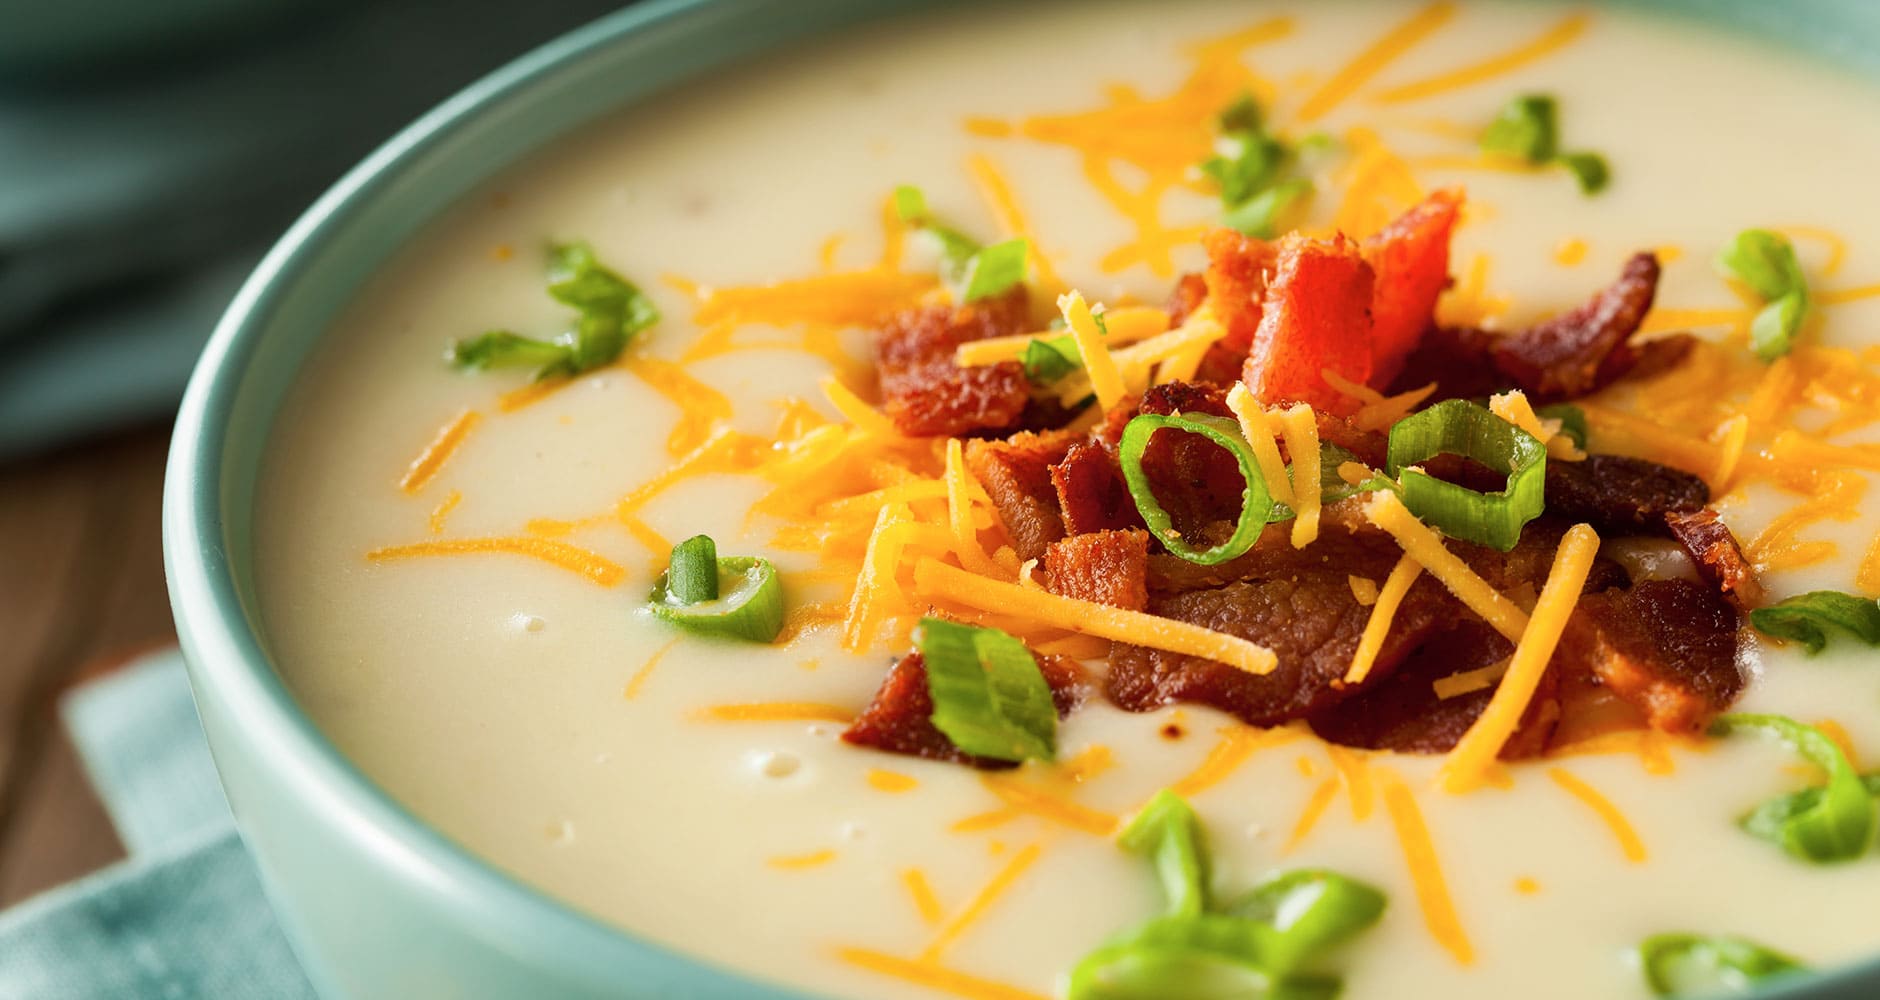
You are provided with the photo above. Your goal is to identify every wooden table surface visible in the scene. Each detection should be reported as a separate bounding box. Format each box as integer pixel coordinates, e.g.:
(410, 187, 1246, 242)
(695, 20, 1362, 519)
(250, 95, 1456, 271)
(0, 423, 176, 906)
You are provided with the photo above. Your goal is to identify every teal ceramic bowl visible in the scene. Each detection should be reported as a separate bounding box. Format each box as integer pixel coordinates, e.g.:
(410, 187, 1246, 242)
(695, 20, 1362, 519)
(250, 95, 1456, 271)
(164, 1, 1880, 997)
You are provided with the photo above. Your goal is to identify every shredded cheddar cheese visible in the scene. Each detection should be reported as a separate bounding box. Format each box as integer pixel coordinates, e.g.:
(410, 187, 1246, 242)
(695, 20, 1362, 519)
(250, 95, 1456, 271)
(901, 869, 947, 926)
(426, 489, 463, 535)
(398, 408, 481, 494)
(1378, 768, 1475, 966)
(1439, 523, 1600, 793)
(945, 439, 1004, 577)
(1347, 575, 1381, 606)
(1169, 725, 1301, 798)
(845, 503, 917, 652)
(835, 948, 1052, 1000)
(1228, 384, 1296, 507)
(1368, 11, 1589, 104)
(914, 558, 1279, 675)
(624, 356, 734, 456)
(869, 769, 921, 794)
(1343, 554, 1426, 684)
(1365, 493, 1531, 643)
(1283, 778, 1342, 855)
(768, 849, 838, 870)
(1547, 767, 1648, 863)
(1431, 658, 1510, 700)
(1490, 390, 1586, 461)
(1296, 2, 1458, 122)
(953, 307, 1169, 367)
(695, 702, 856, 724)
(1278, 404, 1323, 548)
(982, 776, 1119, 836)
(624, 637, 680, 701)
(366, 536, 625, 587)
(1325, 744, 1376, 822)
(920, 843, 1047, 961)
(1058, 292, 1126, 409)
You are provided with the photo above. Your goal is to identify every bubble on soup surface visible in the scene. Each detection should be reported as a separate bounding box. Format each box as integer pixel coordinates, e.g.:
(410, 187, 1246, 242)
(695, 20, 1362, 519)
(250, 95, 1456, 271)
(509, 612, 547, 634)
(751, 750, 802, 779)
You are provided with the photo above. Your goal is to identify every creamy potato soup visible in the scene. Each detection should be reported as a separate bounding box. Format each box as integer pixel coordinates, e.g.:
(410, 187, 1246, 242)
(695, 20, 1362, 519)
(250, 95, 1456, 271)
(257, 2, 1880, 998)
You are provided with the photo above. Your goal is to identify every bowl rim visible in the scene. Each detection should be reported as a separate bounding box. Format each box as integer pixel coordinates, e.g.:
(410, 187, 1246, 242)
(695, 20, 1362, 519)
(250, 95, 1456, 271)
(161, 0, 839, 994)
(161, 0, 1880, 997)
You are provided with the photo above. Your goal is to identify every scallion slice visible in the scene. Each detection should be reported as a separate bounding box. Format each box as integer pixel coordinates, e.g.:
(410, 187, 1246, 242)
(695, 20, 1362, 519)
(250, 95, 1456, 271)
(449, 242, 658, 381)
(647, 538, 786, 643)
(1716, 229, 1810, 361)
(1021, 334, 1082, 384)
(1535, 403, 1589, 449)
(893, 184, 1029, 302)
(1224, 869, 1388, 975)
(1709, 713, 1877, 862)
(1118, 412, 1276, 565)
(1748, 590, 1880, 655)
(1638, 933, 1806, 997)
(917, 618, 1056, 763)
(1385, 399, 1547, 552)
(1118, 790, 1210, 919)
(1479, 93, 1611, 197)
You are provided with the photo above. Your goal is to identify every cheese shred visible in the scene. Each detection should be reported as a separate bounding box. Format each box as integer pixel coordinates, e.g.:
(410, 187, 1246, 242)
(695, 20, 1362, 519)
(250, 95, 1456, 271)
(1058, 291, 1127, 409)
(1343, 554, 1426, 684)
(1439, 523, 1601, 793)
(1365, 493, 1531, 643)
(913, 558, 1279, 675)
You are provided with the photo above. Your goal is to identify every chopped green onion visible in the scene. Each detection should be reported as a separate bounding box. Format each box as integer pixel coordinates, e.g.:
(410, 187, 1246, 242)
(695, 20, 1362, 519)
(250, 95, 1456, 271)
(1743, 774, 1880, 849)
(1716, 229, 1810, 361)
(893, 184, 1029, 302)
(1200, 92, 1315, 238)
(1638, 933, 1806, 997)
(1481, 94, 1558, 162)
(450, 242, 658, 381)
(648, 550, 786, 643)
(1223, 869, 1388, 975)
(1385, 399, 1548, 552)
(916, 618, 1056, 763)
(1479, 94, 1610, 197)
(1535, 403, 1589, 449)
(1221, 178, 1315, 239)
(1557, 152, 1610, 195)
(665, 534, 719, 605)
(1313, 443, 1396, 507)
(1021, 335, 1082, 384)
(1118, 413, 1277, 565)
(1749, 590, 1880, 654)
(1118, 791, 1210, 919)
(961, 237, 1031, 302)
(1069, 790, 1384, 1000)
(1709, 713, 1877, 862)
(1068, 915, 1343, 1000)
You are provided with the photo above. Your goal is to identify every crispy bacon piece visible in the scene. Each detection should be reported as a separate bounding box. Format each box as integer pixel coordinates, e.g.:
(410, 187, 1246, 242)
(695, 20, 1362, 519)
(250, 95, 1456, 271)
(1665, 508, 1765, 607)
(965, 429, 1079, 562)
(842, 651, 1092, 769)
(1390, 254, 1686, 403)
(1544, 454, 1710, 536)
(1109, 525, 1454, 725)
(1051, 442, 1143, 536)
(1489, 252, 1662, 402)
(1044, 529, 1150, 612)
(875, 287, 1033, 436)
(1197, 230, 1278, 385)
(1167, 272, 1210, 329)
(1557, 579, 1743, 735)
(1242, 235, 1376, 414)
(1309, 619, 1558, 759)
(1362, 188, 1462, 386)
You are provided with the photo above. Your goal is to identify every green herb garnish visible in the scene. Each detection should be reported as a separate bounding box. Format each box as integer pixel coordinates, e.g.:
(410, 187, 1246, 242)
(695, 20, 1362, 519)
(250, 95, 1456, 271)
(893, 185, 1029, 302)
(916, 618, 1057, 763)
(647, 535, 786, 643)
(1716, 229, 1812, 360)
(1479, 94, 1611, 196)
(1749, 590, 1880, 654)
(1637, 933, 1807, 997)
(1068, 791, 1385, 1000)
(1020, 335, 1082, 384)
(1201, 94, 1315, 237)
(1118, 412, 1278, 565)
(1535, 403, 1589, 449)
(1709, 713, 1877, 863)
(449, 242, 658, 381)
(1385, 399, 1548, 552)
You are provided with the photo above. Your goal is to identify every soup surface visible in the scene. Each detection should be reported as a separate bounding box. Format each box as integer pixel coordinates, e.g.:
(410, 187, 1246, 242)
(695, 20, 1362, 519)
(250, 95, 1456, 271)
(257, 2, 1880, 998)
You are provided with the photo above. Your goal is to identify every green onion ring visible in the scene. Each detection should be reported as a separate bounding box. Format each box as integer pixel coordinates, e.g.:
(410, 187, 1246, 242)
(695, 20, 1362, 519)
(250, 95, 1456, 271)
(1118, 412, 1275, 565)
(1385, 399, 1547, 552)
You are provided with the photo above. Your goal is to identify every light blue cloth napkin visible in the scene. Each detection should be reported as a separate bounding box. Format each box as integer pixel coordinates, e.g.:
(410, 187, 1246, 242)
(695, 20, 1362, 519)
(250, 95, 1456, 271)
(0, 651, 318, 999)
